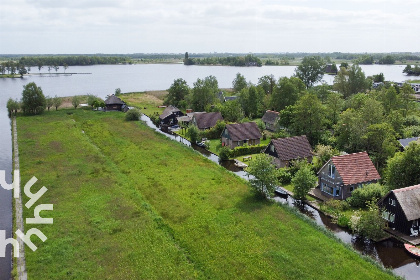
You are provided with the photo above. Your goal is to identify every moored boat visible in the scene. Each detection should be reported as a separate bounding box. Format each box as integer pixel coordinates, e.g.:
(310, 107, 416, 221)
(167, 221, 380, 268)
(404, 243, 420, 258)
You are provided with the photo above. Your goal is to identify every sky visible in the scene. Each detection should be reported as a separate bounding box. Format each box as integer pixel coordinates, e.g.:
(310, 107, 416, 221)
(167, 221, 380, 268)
(0, 0, 419, 54)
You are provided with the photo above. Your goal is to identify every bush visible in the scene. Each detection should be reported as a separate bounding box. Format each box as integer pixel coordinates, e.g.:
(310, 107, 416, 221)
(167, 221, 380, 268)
(349, 201, 386, 240)
(125, 108, 142, 121)
(346, 183, 387, 208)
(201, 120, 226, 139)
(277, 168, 292, 184)
(186, 125, 200, 144)
(230, 144, 266, 158)
(292, 166, 317, 201)
(219, 146, 232, 161)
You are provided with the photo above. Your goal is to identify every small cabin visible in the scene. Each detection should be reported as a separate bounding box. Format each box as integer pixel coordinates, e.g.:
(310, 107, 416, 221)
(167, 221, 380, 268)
(261, 110, 280, 132)
(104, 95, 126, 111)
(159, 105, 184, 125)
(190, 112, 223, 130)
(221, 122, 261, 149)
(264, 135, 312, 168)
(317, 152, 381, 200)
(378, 184, 420, 237)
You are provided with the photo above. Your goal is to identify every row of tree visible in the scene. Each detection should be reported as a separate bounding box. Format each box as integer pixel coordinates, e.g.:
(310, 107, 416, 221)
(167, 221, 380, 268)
(403, 64, 420, 76)
(18, 56, 131, 67)
(184, 52, 262, 67)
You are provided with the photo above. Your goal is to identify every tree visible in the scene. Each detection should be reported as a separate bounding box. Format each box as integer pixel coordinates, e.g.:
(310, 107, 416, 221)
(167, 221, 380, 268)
(21, 82, 46, 115)
(18, 64, 27, 77)
(186, 125, 200, 144)
(45, 96, 53, 111)
(63, 63, 68, 73)
(350, 201, 386, 240)
(232, 73, 247, 93)
(292, 93, 326, 145)
(164, 78, 190, 108)
(220, 100, 244, 122)
(52, 95, 62, 111)
(190, 76, 219, 111)
(399, 83, 416, 117)
(257, 74, 276, 95)
(334, 65, 370, 98)
(87, 94, 100, 109)
(271, 77, 305, 111)
(294, 56, 325, 88)
(363, 123, 398, 169)
(292, 165, 317, 201)
(325, 92, 344, 125)
(239, 85, 263, 118)
(313, 144, 340, 170)
(385, 141, 420, 190)
(246, 154, 278, 199)
(372, 73, 385, 83)
(115, 88, 121, 95)
(72, 96, 81, 109)
(6, 98, 19, 115)
(125, 108, 142, 121)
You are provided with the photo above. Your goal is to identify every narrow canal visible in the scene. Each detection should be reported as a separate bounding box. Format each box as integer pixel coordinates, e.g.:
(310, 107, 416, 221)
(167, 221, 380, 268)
(140, 114, 420, 280)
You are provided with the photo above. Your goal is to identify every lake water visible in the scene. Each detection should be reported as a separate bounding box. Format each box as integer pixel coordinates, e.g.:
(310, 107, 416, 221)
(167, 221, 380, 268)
(0, 63, 417, 279)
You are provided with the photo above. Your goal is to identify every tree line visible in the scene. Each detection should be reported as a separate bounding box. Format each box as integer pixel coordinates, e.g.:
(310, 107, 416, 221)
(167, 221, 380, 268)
(18, 55, 132, 67)
(184, 52, 262, 66)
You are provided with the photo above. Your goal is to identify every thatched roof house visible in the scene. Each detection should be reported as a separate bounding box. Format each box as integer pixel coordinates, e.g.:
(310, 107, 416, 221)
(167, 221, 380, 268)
(264, 135, 312, 168)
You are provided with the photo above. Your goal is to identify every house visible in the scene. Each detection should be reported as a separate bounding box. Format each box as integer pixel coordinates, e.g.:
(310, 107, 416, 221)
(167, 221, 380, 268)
(104, 95, 127, 111)
(190, 112, 223, 130)
(261, 110, 280, 131)
(317, 152, 381, 200)
(378, 184, 420, 237)
(398, 136, 419, 150)
(159, 105, 184, 125)
(263, 135, 312, 168)
(221, 122, 261, 149)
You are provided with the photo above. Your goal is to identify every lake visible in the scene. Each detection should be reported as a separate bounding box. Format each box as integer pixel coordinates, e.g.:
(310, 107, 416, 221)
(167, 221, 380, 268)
(0, 63, 417, 279)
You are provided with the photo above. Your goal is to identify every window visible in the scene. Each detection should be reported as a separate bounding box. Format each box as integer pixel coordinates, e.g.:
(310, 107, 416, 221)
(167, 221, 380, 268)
(413, 220, 419, 227)
(322, 183, 334, 195)
(350, 186, 354, 192)
(328, 164, 335, 179)
(389, 198, 396, 206)
(389, 213, 395, 223)
(382, 211, 389, 220)
(270, 144, 274, 153)
(334, 188, 340, 197)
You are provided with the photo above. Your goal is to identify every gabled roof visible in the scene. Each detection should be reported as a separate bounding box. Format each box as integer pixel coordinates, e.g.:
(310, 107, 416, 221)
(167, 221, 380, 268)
(261, 110, 279, 125)
(160, 105, 181, 119)
(269, 135, 312, 161)
(398, 137, 419, 149)
(193, 112, 223, 129)
(329, 152, 381, 185)
(225, 122, 261, 141)
(391, 184, 420, 221)
(105, 95, 125, 105)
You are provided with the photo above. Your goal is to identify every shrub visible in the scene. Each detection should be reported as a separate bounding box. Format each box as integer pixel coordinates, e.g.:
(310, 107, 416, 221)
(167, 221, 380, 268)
(230, 144, 266, 158)
(186, 125, 200, 144)
(277, 168, 292, 184)
(219, 146, 232, 161)
(292, 165, 317, 201)
(349, 201, 386, 240)
(125, 108, 142, 121)
(201, 120, 226, 139)
(346, 183, 386, 208)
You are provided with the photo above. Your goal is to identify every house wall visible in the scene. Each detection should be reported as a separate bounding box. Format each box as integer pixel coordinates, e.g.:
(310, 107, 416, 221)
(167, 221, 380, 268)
(318, 162, 344, 199)
(221, 129, 260, 149)
(106, 104, 123, 111)
(379, 193, 415, 236)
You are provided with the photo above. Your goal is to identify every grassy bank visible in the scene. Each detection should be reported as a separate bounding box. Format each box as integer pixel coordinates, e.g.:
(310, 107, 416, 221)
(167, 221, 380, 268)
(17, 109, 397, 279)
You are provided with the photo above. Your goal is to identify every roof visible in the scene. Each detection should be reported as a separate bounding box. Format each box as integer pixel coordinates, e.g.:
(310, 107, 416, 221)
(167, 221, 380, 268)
(105, 95, 125, 105)
(398, 137, 419, 149)
(225, 122, 261, 141)
(269, 135, 312, 161)
(193, 112, 223, 129)
(329, 151, 381, 185)
(392, 184, 420, 221)
(261, 110, 279, 125)
(160, 105, 181, 119)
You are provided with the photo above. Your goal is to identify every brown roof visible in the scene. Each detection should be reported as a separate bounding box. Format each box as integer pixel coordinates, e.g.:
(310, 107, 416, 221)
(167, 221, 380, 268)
(392, 184, 420, 221)
(330, 152, 381, 185)
(225, 122, 261, 141)
(160, 105, 181, 119)
(105, 95, 125, 105)
(269, 135, 312, 161)
(261, 110, 279, 125)
(193, 112, 223, 129)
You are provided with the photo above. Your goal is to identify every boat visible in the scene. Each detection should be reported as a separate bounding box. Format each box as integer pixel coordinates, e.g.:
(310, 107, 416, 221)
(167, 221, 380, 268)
(233, 159, 248, 169)
(404, 243, 420, 258)
(274, 186, 288, 197)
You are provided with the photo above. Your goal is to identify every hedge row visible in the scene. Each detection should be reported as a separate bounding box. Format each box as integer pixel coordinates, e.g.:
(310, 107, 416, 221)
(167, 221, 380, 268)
(230, 144, 267, 158)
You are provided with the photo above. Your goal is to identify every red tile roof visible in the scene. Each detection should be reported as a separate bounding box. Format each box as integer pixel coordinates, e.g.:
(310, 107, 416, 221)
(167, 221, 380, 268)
(331, 151, 381, 185)
(270, 135, 312, 161)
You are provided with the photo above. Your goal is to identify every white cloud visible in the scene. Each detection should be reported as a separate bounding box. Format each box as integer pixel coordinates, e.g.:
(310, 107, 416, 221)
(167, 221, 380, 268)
(0, 0, 418, 53)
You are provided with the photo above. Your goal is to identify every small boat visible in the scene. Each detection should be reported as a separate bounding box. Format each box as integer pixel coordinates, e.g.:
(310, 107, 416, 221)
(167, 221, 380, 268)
(233, 159, 248, 169)
(404, 244, 420, 258)
(274, 186, 288, 197)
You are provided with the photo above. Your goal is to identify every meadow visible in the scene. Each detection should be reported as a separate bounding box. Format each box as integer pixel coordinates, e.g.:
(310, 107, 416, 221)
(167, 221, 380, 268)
(16, 109, 397, 279)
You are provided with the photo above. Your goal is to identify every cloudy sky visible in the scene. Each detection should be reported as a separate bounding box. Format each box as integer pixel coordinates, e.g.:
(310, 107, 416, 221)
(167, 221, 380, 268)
(0, 0, 419, 54)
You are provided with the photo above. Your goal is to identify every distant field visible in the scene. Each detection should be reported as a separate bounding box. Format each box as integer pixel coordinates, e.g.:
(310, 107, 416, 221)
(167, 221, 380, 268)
(17, 109, 397, 279)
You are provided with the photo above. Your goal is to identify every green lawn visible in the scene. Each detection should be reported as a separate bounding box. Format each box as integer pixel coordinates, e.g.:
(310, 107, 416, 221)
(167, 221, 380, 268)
(119, 91, 167, 116)
(17, 109, 397, 279)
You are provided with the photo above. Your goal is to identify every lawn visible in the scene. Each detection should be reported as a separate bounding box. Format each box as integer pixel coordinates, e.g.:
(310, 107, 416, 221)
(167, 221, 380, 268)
(118, 91, 167, 116)
(16, 109, 397, 279)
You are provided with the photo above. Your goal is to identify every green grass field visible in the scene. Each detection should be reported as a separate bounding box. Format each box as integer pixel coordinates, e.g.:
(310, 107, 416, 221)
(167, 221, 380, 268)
(16, 109, 397, 279)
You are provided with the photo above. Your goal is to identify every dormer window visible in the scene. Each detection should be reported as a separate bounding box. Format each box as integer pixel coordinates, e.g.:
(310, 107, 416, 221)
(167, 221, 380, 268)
(328, 164, 335, 179)
(270, 144, 274, 153)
